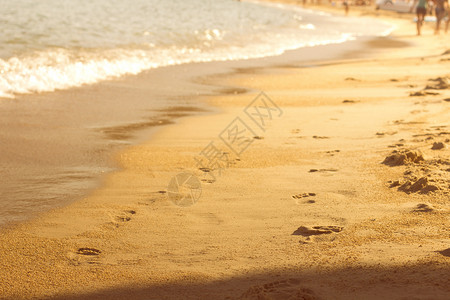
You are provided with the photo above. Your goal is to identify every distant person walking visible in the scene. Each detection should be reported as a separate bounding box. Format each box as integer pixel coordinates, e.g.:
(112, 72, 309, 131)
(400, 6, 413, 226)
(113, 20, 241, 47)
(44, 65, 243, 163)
(411, 0, 428, 35)
(433, 0, 448, 34)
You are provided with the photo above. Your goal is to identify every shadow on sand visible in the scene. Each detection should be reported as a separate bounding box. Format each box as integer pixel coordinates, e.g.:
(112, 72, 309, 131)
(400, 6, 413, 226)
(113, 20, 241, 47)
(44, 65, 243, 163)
(30, 259, 450, 300)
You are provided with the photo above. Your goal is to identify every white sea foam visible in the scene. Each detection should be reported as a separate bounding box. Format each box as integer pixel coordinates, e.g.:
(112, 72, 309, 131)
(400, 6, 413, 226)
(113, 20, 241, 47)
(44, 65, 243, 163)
(0, 35, 353, 98)
(0, 0, 394, 99)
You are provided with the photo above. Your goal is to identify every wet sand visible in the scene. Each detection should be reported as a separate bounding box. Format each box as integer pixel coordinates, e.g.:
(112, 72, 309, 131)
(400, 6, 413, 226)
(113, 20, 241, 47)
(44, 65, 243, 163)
(0, 5, 449, 300)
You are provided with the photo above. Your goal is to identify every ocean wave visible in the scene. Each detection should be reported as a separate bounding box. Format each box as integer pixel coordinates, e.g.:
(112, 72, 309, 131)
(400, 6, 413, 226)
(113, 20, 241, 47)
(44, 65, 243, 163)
(0, 33, 360, 98)
(0, 0, 394, 99)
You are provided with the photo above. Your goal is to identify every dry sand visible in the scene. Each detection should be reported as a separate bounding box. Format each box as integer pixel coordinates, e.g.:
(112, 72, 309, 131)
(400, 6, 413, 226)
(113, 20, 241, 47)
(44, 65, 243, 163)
(0, 4, 449, 300)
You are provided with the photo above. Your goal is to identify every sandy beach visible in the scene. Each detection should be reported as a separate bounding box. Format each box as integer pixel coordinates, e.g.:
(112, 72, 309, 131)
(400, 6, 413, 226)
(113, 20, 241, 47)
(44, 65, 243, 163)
(0, 3, 449, 300)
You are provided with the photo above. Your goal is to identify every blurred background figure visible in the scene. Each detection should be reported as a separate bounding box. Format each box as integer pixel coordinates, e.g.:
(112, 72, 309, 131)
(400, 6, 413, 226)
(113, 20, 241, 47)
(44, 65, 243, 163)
(433, 0, 449, 34)
(411, 0, 428, 35)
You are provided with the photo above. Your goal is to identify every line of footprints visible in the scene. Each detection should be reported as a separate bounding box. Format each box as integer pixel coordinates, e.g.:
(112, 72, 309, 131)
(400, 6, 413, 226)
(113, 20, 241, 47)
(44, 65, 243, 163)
(75, 209, 136, 260)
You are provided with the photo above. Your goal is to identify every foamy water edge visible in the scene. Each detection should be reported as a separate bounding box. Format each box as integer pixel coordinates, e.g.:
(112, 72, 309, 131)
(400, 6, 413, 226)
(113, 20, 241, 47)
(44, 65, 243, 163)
(0, 2, 394, 99)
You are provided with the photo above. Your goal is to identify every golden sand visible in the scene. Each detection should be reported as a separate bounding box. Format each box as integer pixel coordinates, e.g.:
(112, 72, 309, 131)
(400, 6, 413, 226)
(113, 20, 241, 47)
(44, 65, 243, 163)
(0, 4, 449, 300)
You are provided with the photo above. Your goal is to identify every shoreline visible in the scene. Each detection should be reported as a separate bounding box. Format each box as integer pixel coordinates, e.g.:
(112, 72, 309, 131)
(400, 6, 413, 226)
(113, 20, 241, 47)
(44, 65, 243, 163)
(0, 4, 449, 299)
(0, 15, 412, 229)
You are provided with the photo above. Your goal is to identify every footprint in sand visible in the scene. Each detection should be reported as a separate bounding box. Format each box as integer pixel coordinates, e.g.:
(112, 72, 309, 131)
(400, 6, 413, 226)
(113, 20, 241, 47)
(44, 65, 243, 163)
(72, 247, 102, 266)
(325, 150, 340, 156)
(199, 170, 219, 184)
(115, 210, 136, 223)
(411, 203, 435, 213)
(77, 247, 101, 256)
(292, 225, 343, 236)
(292, 193, 316, 204)
(218, 87, 248, 95)
(309, 168, 338, 173)
(409, 90, 440, 97)
(238, 278, 320, 300)
(395, 120, 424, 125)
(292, 193, 316, 199)
(115, 216, 131, 222)
(376, 131, 398, 137)
(326, 150, 340, 154)
(342, 99, 359, 104)
(388, 143, 405, 148)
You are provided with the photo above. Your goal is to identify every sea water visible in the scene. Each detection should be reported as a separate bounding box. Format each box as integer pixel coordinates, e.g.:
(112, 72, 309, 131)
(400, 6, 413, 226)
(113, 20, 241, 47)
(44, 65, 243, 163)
(0, 0, 393, 99)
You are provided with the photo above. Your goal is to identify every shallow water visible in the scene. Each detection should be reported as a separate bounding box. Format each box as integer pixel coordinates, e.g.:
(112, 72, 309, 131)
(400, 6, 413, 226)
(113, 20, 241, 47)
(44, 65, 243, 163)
(0, 0, 393, 98)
